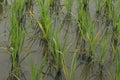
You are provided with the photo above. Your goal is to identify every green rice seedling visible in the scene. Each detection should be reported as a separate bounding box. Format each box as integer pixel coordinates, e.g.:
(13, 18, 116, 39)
(47, 24, 68, 80)
(7, 0, 27, 80)
(62, 0, 73, 27)
(36, 0, 51, 39)
(64, 0, 73, 13)
(103, 0, 113, 26)
(34, 1, 61, 80)
(82, 0, 89, 11)
(61, 55, 69, 80)
(58, 0, 72, 39)
(25, 0, 33, 12)
(112, 45, 120, 80)
(94, 33, 108, 80)
(87, 22, 95, 56)
(49, 0, 61, 28)
(61, 44, 75, 80)
(96, 0, 113, 28)
(111, 0, 119, 57)
(100, 36, 108, 65)
(50, 35, 62, 80)
(31, 62, 37, 80)
(77, 0, 89, 42)
(79, 22, 98, 80)
(50, 0, 61, 16)
(96, 0, 101, 14)
(60, 49, 77, 80)
(77, 0, 90, 63)
(64, 0, 73, 17)
(47, 24, 72, 80)
(95, 0, 107, 16)
(70, 50, 77, 80)
(96, 0, 113, 27)
(111, 1, 120, 79)
(77, 1, 101, 79)
(36, 0, 52, 57)
(36, 0, 64, 79)
(30, 56, 46, 80)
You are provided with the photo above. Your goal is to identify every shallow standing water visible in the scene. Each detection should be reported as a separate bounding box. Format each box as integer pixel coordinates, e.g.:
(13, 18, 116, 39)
(0, 0, 120, 80)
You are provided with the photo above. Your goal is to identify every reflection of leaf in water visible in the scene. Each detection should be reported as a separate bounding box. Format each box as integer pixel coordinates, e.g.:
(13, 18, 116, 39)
(0, 4, 3, 14)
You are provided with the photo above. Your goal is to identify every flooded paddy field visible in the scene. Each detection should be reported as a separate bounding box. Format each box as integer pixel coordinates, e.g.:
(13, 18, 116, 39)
(0, 0, 120, 80)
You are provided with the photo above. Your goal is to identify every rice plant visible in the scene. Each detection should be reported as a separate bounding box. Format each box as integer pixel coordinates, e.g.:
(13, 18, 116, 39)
(77, 0, 90, 61)
(7, 0, 26, 80)
(50, 0, 61, 16)
(111, 1, 120, 79)
(30, 56, 46, 80)
(62, 0, 74, 27)
(35, 0, 52, 57)
(64, 0, 73, 13)
(35, 0, 63, 79)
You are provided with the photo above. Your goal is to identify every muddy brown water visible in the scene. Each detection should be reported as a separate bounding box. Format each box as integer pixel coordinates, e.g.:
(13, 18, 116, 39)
(0, 0, 119, 80)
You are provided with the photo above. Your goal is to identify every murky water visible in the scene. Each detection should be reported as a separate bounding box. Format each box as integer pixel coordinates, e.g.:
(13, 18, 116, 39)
(0, 0, 119, 80)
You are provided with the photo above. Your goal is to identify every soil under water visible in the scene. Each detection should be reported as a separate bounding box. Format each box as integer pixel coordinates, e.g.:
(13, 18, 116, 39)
(0, 0, 120, 80)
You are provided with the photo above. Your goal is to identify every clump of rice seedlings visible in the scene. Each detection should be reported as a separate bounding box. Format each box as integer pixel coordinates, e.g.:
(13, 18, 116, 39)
(111, 1, 120, 79)
(79, 22, 98, 80)
(95, 34, 108, 80)
(77, 0, 89, 41)
(77, 1, 102, 79)
(77, 0, 89, 62)
(25, 0, 33, 12)
(104, 0, 113, 26)
(61, 55, 69, 80)
(35, 0, 51, 57)
(31, 62, 37, 80)
(96, 63, 105, 80)
(49, 0, 61, 27)
(61, 47, 77, 80)
(35, 0, 64, 79)
(64, 0, 73, 17)
(7, 0, 26, 80)
(99, 36, 108, 65)
(99, 0, 113, 27)
(87, 22, 95, 56)
(50, 0, 61, 16)
(62, 0, 74, 26)
(95, 0, 103, 18)
(82, 0, 89, 11)
(30, 56, 46, 80)
(64, 0, 73, 13)
(35, 0, 51, 73)
(70, 50, 77, 80)
(95, 0, 113, 31)
(50, 32, 62, 80)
